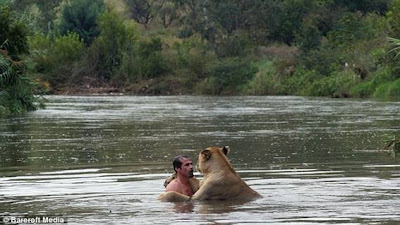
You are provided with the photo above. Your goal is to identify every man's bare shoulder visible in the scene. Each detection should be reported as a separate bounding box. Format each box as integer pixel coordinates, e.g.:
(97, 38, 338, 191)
(165, 179, 180, 192)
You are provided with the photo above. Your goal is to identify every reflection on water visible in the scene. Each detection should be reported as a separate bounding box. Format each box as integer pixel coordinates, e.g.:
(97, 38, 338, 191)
(0, 95, 400, 224)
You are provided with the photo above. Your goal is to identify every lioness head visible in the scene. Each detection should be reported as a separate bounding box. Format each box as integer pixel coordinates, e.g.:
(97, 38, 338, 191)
(197, 146, 236, 174)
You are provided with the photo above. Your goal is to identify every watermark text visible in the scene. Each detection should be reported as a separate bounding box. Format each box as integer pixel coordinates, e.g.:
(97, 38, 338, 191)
(2, 215, 67, 224)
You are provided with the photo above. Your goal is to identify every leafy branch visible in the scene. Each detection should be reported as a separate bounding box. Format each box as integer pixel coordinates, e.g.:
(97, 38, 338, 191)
(388, 37, 400, 59)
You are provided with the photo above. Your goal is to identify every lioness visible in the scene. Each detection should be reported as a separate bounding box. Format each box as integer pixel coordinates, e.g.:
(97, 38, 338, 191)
(158, 146, 261, 202)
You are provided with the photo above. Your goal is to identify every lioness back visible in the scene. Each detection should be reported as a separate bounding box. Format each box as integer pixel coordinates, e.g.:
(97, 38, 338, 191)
(192, 146, 261, 201)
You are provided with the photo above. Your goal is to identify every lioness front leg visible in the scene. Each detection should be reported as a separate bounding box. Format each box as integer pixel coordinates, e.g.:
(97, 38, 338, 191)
(189, 181, 215, 201)
(189, 177, 200, 192)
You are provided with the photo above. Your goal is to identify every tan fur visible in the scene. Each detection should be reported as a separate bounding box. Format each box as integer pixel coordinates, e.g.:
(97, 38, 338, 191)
(158, 146, 261, 202)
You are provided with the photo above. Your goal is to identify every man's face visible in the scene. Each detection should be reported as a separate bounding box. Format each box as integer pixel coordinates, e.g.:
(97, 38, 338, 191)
(178, 158, 194, 178)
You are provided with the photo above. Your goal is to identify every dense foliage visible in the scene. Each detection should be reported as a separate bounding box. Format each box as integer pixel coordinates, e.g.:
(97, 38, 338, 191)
(58, 0, 105, 46)
(3, 0, 400, 102)
(0, 6, 41, 117)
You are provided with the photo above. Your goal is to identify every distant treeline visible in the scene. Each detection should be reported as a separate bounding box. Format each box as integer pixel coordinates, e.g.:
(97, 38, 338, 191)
(2, 0, 400, 116)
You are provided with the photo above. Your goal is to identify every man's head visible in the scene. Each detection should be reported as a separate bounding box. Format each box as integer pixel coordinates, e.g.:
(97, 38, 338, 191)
(173, 155, 194, 178)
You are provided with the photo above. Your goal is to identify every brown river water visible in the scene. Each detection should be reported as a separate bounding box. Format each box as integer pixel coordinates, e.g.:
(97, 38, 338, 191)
(0, 95, 399, 224)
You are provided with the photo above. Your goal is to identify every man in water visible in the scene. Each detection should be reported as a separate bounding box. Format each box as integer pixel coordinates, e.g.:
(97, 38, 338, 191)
(165, 155, 195, 196)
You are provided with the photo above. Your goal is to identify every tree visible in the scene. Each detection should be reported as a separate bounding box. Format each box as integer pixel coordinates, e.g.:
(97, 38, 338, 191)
(11, 0, 63, 33)
(334, 0, 391, 15)
(0, 7, 29, 58)
(387, 0, 400, 37)
(157, 0, 181, 28)
(134, 37, 169, 79)
(0, 7, 40, 116)
(89, 11, 137, 80)
(58, 0, 105, 46)
(175, 0, 321, 46)
(126, 0, 166, 25)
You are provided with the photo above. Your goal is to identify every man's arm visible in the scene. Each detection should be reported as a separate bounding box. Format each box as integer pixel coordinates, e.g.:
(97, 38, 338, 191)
(158, 191, 190, 202)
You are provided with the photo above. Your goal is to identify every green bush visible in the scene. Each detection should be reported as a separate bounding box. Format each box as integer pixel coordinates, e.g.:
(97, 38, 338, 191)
(373, 82, 392, 100)
(350, 81, 375, 98)
(282, 68, 320, 95)
(167, 35, 216, 90)
(194, 76, 219, 95)
(384, 80, 400, 100)
(373, 78, 400, 101)
(117, 36, 170, 86)
(301, 70, 358, 97)
(28, 32, 85, 90)
(28, 33, 52, 74)
(135, 37, 169, 79)
(199, 58, 257, 95)
(52, 32, 85, 63)
(48, 33, 85, 88)
(214, 33, 251, 58)
(350, 65, 393, 98)
(243, 60, 282, 95)
(299, 46, 343, 76)
(170, 35, 214, 74)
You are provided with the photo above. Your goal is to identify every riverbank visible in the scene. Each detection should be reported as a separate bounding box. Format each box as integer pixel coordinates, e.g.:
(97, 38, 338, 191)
(47, 58, 400, 101)
(52, 75, 188, 95)
(22, 1, 400, 101)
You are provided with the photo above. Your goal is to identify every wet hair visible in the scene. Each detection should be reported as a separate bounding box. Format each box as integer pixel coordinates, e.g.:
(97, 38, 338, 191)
(173, 155, 189, 172)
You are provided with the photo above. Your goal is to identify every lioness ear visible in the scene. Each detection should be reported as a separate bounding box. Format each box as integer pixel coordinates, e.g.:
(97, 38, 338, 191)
(201, 149, 211, 160)
(222, 146, 230, 155)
